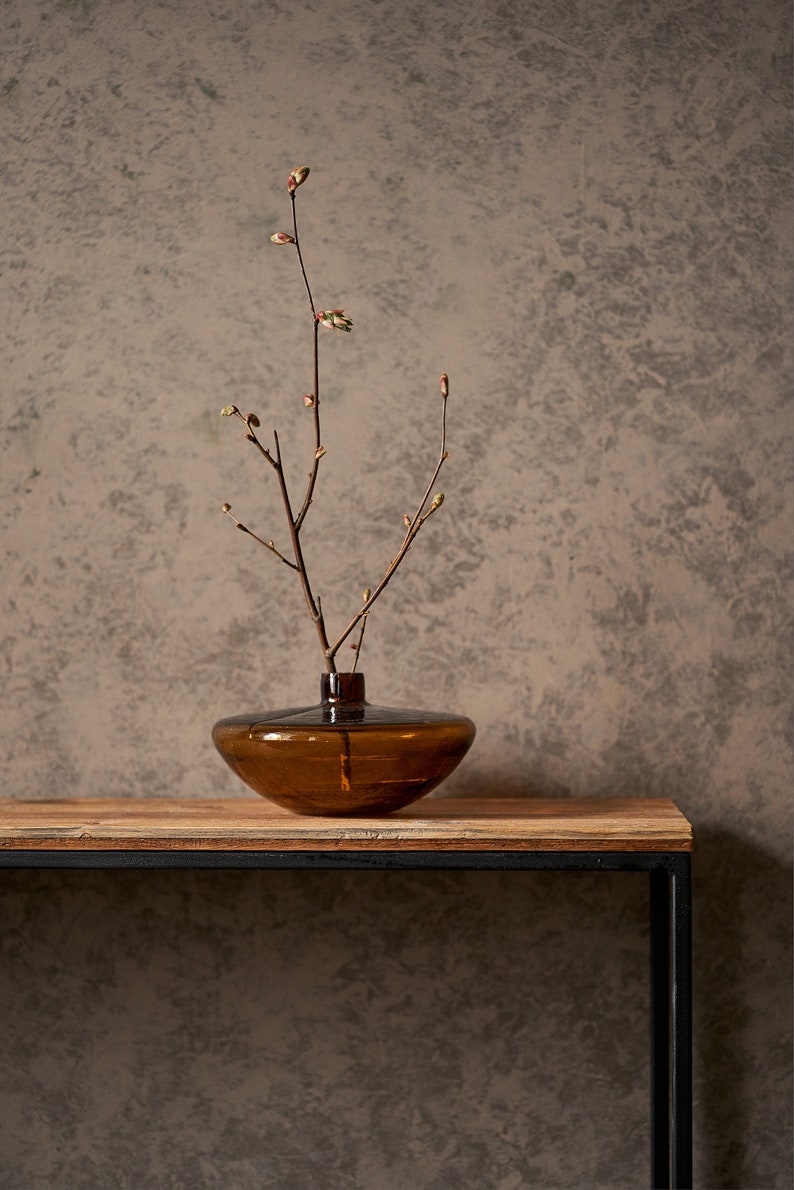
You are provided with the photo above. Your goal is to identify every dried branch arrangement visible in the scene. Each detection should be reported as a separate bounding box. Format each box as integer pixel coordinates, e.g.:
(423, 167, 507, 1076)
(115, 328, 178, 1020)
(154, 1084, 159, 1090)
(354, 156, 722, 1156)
(220, 165, 449, 676)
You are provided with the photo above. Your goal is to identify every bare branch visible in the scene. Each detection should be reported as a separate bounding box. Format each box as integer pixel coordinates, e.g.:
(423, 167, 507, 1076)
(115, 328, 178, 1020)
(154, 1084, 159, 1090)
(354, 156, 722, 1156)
(221, 169, 449, 677)
(291, 194, 323, 532)
(349, 611, 369, 674)
(220, 505, 298, 569)
(269, 430, 336, 671)
(326, 389, 449, 661)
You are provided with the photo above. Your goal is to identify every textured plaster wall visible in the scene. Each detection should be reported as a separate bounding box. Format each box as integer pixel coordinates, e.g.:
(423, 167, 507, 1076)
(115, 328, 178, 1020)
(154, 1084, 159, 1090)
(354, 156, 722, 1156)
(1, 0, 791, 1186)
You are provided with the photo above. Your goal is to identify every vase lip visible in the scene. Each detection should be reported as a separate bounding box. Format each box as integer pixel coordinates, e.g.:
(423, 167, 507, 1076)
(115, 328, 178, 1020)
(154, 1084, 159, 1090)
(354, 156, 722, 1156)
(321, 671, 366, 703)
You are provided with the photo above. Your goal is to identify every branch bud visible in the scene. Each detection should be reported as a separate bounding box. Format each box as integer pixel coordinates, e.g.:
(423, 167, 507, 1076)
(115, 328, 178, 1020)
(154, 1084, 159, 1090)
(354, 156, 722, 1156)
(270, 232, 295, 244)
(431, 492, 444, 509)
(316, 309, 353, 332)
(440, 373, 449, 397)
(287, 165, 310, 192)
(362, 588, 371, 602)
(220, 405, 238, 416)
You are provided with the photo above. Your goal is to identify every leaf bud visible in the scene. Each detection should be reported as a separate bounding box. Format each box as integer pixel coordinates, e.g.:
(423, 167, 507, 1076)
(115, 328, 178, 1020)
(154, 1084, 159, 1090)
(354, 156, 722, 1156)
(362, 588, 371, 602)
(287, 165, 310, 192)
(303, 394, 316, 407)
(270, 232, 295, 244)
(431, 492, 444, 509)
(315, 445, 326, 459)
(316, 309, 353, 332)
(220, 405, 238, 416)
(440, 373, 449, 397)
(403, 514, 411, 528)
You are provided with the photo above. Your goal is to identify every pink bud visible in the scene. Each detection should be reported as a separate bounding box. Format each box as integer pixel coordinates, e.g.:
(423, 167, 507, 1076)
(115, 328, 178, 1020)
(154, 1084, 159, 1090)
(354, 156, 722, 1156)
(403, 514, 411, 528)
(270, 232, 295, 245)
(440, 373, 449, 397)
(287, 165, 310, 192)
(303, 394, 316, 408)
(317, 309, 353, 332)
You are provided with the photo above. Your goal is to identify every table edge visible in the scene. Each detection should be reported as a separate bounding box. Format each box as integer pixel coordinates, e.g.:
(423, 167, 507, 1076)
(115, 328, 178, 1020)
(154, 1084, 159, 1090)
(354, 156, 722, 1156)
(0, 796, 693, 853)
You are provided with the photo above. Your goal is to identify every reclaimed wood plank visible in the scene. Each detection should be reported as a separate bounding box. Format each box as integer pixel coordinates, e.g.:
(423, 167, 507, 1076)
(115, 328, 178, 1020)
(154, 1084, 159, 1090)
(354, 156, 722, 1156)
(0, 798, 692, 852)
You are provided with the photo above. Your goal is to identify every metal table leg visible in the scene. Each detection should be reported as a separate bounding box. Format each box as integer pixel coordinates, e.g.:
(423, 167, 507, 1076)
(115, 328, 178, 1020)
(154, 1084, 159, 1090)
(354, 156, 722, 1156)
(651, 867, 671, 1188)
(671, 853, 693, 1189)
(651, 857, 693, 1189)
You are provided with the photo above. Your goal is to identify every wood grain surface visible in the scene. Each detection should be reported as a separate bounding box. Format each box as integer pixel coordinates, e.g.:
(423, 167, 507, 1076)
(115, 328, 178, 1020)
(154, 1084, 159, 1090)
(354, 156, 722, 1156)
(0, 798, 692, 852)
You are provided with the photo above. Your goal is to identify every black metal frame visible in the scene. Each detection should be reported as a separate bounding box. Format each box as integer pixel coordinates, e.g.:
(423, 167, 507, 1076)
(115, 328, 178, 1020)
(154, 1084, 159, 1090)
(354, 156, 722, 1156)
(1, 847, 692, 1189)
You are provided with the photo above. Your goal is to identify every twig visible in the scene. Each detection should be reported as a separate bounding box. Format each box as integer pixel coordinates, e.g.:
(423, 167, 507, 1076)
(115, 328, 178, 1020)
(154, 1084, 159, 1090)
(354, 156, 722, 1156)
(221, 505, 297, 569)
(270, 429, 335, 668)
(349, 617, 368, 673)
(222, 166, 450, 676)
(221, 408, 335, 669)
(326, 387, 448, 661)
(291, 193, 322, 532)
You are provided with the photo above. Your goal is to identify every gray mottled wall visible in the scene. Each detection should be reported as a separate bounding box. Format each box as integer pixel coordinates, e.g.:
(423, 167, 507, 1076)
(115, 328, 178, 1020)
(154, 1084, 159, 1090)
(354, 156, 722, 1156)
(1, 0, 791, 1186)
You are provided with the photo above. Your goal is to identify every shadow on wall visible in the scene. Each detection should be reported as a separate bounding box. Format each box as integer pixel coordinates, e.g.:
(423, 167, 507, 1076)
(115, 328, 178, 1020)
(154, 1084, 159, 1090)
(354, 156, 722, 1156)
(1, 864, 652, 1188)
(693, 830, 793, 1190)
(438, 782, 794, 1188)
(0, 824, 790, 1186)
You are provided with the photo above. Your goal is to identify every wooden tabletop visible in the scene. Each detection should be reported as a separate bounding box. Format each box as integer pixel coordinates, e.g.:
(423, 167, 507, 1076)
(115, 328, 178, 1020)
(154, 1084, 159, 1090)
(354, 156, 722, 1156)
(0, 797, 692, 853)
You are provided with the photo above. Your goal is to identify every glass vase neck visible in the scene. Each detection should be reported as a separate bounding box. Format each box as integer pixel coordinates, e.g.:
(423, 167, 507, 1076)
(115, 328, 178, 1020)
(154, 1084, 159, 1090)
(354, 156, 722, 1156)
(322, 672, 366, 704)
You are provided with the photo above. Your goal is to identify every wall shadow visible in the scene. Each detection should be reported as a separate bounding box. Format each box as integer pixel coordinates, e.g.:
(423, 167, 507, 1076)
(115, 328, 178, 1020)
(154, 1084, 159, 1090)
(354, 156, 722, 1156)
(436, 783, 794, 1188)
(0, 859, 652, 1188)
(1, 809, 790, 1187)
(692, 829, 792, 1189)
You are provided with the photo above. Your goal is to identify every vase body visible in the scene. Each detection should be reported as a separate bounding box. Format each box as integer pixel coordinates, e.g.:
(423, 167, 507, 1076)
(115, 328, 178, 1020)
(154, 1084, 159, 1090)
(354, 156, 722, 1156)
(212, 673, 475, 816)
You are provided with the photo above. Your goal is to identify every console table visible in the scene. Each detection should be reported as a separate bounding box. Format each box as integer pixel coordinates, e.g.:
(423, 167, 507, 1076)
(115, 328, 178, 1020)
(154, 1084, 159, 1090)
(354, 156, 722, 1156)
(0, 796, 693, 1189)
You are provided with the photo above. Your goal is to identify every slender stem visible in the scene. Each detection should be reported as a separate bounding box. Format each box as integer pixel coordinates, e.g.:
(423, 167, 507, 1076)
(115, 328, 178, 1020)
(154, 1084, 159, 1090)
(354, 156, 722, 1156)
(271, 431, 336, 673)
(226, 178, 447, 677)
(291, 192, 317, 319)
(326, 392, 449, 661)
(349, 613, 368, 674)
(222, 506, 298, 569)
(224, 197, 336, 672)
(291, 193, 322, 532)
(226, 387, 335, 667)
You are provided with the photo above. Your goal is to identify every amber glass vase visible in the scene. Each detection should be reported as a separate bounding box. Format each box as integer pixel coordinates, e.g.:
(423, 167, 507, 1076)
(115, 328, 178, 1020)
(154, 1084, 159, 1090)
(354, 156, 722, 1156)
(212, 673, 475, 816)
